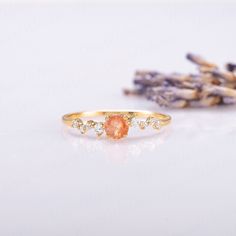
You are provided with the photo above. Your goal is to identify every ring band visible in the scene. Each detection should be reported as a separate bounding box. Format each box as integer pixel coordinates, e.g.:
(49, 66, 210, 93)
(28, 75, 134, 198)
(62, 110, 171, 140)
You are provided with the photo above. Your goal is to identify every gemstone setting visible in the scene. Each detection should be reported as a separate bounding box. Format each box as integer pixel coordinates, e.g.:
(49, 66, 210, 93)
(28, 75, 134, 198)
(72, 118, 83, 128)
(80, 124, 88, 134)
(130, 117, 139, 127)
(104, 115, 129, 139)
(138, 120, 148, 130)
(95, 122, 104, 136)
(151, 119, 160, 129)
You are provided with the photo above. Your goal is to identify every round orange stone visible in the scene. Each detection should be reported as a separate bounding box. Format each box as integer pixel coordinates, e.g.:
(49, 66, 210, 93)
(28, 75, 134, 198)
(104, 115, 129, 140)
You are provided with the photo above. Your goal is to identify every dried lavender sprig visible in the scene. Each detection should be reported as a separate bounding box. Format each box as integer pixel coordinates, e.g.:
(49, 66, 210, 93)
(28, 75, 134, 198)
(124, 53, 236, 108)
(186, 53, 217, 69)
(226, 63, 236, 72)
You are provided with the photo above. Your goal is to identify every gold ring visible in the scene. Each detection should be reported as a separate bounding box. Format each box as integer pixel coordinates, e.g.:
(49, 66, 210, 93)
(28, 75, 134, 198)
(62, 110, 171, 140)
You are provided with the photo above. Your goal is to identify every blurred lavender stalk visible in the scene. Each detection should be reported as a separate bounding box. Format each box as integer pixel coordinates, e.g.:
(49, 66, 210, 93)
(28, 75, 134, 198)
(124, 53, 236, 108)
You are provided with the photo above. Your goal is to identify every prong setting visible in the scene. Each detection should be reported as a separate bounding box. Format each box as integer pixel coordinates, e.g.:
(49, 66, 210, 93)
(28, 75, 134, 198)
(94, 122, 104, 136)
(72, 118, 83, 128)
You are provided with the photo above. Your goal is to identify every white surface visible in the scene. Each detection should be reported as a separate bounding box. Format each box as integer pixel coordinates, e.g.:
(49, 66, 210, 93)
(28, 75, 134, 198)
(0, 4, 236, 236)
(1, 0, 236, 5)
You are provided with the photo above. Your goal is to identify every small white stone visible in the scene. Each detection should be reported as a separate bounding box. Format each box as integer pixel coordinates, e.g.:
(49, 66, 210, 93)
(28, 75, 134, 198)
(72, 119, 82, 128)
(95, 122, 104, 136)
(151, 119, 160, 130)
(138, 120, 148, 129)
(146, 117, 160, 126)
(130, 117, 139, 127)
(145, 117, 154, 126)
(86, 120, 95, 129)
(80, 124, 87, 134)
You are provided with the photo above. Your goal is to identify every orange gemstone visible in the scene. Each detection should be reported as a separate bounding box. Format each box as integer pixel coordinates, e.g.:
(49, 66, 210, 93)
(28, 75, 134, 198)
(104, 115, 129, 139)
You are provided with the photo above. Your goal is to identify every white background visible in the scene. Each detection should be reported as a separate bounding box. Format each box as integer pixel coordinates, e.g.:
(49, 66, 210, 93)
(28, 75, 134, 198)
(0, 2, 236, 236)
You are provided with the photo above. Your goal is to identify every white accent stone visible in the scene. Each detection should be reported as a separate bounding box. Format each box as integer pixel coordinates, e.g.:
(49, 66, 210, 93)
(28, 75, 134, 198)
(95, 122, 104, 136)
(151, 118, 160, 129)
(80, 124, 87, 134)
(72, 119, 82, 128)
(138, 120, 148, 129)
(130, 117, 139, 127)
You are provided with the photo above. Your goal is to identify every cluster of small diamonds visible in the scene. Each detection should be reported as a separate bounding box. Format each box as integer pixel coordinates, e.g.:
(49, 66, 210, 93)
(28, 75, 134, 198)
(129, 116, 161, 130)
(72, 118, 104, 136)
(71, 116, 161, 137)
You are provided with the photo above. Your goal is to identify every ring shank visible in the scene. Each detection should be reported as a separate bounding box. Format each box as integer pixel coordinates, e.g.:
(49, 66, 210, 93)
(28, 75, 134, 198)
(62, 110, 171, 126)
